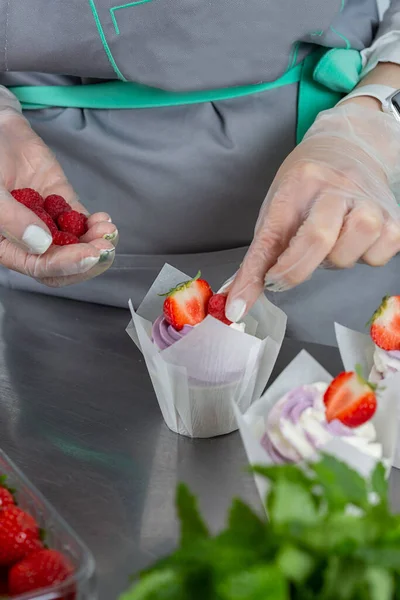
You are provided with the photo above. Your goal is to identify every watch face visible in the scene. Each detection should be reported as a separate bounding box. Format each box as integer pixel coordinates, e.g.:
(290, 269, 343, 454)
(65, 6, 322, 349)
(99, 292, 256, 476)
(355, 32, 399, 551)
(391, 91, 400, 115)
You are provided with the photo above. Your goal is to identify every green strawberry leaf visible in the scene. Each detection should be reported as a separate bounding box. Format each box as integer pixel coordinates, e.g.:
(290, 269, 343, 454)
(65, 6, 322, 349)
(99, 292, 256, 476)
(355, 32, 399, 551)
(176, 484, 209, 546)
(218, 565, 288, 600)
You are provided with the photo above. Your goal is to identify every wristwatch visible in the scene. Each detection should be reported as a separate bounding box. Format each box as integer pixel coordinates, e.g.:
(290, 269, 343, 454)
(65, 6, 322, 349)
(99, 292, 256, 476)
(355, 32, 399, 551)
(337, 84, 400, 123)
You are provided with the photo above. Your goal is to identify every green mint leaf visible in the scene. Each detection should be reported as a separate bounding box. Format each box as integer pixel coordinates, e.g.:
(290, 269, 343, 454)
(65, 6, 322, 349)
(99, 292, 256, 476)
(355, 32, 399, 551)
(218, 565, 288, 600)
(322, 557, 367, 599)
(268, 479, 317, 526)
(176, 484, 209, 546)
(276, 544, 315, 584)
(364, 567, 394, 600)
(371, 462, 388, 506)
(311, 454, 368, 511)
(251, 463, 313, 489)
(119, 570, 184, 600)
(227, 499, 266, 541)
(356, 546, 400, 570)
(304, 513, 372, 553)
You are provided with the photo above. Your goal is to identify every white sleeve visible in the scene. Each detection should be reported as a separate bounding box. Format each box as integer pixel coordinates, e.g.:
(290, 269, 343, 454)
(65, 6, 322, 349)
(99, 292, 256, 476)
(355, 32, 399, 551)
(361, 0, 400, 76)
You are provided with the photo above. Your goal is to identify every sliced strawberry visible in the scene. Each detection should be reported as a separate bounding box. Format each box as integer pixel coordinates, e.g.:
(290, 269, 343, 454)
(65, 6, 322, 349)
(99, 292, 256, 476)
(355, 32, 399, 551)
(324, 366, 377, 428)
(370, 295, 400, 351)
(161, 271, 213, 331)
(207, 294, 232, 325)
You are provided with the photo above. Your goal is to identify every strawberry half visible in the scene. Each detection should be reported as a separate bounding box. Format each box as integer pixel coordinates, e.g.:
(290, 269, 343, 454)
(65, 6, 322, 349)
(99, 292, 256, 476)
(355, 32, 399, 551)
(370, 295, 400, 351)
(324, 366, 377, 428)
(161, 271, 213, 331)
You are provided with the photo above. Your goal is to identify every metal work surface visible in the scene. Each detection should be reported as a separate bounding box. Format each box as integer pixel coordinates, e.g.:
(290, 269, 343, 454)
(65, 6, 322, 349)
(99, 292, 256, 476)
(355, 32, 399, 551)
(0, 288, 397, 599)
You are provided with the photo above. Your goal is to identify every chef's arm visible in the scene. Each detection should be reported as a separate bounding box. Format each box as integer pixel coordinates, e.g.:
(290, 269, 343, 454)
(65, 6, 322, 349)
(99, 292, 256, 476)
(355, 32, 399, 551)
(342, 0, 400, 111)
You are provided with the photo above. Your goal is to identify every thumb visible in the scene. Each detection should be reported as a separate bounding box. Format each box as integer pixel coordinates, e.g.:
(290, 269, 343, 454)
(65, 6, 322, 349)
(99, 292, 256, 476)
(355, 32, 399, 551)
(0, 188, 53, 254)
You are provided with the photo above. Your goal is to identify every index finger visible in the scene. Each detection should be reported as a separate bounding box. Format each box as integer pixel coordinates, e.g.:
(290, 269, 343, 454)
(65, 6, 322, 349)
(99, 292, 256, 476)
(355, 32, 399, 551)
(225, 172, 318, 322)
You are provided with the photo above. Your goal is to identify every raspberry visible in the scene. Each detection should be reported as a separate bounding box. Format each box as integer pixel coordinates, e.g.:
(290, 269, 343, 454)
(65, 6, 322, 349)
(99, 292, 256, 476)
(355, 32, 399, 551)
(207, 294, 232, 325)
(11, 188, 44, 211)
(53, 231, 80, 246)
(32, 207, 58, 237)
(43, 194, 71, 221)
(58, 211, 88, 238)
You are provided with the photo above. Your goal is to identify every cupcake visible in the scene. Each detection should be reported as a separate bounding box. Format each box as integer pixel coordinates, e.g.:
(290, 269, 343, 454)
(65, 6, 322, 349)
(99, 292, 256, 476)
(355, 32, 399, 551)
(368, 296, 400, 382)
(261, 377, 382, 464)
(151, 271, 246, 352)
(236, 350, 400, 505)
(127, 264, 287, 438)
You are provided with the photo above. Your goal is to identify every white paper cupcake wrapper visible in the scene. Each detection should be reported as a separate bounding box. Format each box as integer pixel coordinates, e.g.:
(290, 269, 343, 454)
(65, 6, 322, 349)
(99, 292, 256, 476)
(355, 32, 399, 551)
(235, 350, 400, 507)
(126, 264, 287, 438)
(335, 321, 400, 469)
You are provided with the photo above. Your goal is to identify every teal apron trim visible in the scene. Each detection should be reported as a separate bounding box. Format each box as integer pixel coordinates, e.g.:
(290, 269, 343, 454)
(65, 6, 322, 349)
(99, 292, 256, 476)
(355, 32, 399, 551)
(8, 47, 359, 143)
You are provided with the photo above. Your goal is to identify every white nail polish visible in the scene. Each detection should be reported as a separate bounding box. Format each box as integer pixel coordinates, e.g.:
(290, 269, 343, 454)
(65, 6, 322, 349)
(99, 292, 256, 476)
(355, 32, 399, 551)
(22, 225, 52, 254)
(225, 299, 246, 323)
(78, 256, 100, 273)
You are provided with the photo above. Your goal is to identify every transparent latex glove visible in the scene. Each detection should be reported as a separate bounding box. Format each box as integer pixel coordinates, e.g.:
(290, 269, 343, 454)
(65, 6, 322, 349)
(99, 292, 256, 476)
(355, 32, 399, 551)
(0, 87, 117, 287)
(225, 104, 400, 322)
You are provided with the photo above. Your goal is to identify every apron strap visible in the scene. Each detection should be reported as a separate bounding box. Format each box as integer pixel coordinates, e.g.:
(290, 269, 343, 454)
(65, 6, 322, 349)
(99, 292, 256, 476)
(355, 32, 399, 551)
(8, 64, 303, 111)
(8, 47, 356, 143)
(296, 47, 343, 143)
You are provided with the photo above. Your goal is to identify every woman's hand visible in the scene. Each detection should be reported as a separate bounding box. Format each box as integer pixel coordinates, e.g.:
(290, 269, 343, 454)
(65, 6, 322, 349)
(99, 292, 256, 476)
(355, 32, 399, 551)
(226, 102, 400, 322)
(0, 88, 117, 287)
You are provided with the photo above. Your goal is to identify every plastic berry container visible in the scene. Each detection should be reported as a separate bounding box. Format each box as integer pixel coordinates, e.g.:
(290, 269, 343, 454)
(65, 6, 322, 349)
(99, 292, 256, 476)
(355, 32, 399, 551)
(0, 448, 96, 599)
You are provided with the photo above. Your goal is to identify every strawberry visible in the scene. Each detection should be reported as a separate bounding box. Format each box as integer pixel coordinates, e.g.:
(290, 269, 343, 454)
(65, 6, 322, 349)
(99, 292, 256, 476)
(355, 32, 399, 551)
(52, 231, 80, 246)
(32, 207, 58, 237)
(43, 194, 71, 221)
(11, 188, 44, 211)
(0, 506, 41, 566)
(207, 294, 232, 325)
(161, 271, 213, 331)
(324, 366, 377, 428)
(58, 210, 88, 237)
(369, 295, 400, 351)
(8, 549, 74, 598)
(0, 487, 14, 510)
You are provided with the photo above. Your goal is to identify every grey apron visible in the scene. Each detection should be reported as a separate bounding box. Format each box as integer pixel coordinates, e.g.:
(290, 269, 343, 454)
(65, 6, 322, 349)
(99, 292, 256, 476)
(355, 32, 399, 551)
(0, 0, 389, 344)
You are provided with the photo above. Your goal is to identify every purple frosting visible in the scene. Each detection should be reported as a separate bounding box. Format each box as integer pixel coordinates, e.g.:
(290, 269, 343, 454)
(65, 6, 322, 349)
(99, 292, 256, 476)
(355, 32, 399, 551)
(262, 385, 353, 464)
(152, 315, 193, 350)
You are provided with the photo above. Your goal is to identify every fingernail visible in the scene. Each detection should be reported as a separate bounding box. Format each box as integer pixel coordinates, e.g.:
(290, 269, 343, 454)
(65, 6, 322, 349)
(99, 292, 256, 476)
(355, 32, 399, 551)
(78, 256, 100, 273)
(99, 247, 115, 263)
(264, 276, 288, 292)
(225, 299, 246, 323)
(22, 225, 52, 254)
(103, 229, 118, 242)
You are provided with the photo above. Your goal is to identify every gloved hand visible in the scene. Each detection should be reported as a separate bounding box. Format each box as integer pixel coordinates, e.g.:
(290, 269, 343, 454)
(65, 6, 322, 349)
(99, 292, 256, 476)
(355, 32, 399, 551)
(0, 87, 117, 287)
(226, 103, 400, 322)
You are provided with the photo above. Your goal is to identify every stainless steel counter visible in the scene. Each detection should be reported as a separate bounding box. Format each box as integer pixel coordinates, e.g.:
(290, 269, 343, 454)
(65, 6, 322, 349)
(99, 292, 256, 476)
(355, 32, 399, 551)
(0, 288, 397, 599)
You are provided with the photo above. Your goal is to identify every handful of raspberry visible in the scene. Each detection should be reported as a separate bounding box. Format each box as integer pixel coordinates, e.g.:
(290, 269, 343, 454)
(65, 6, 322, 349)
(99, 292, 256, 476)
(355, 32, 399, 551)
(11, 188, 88, 247)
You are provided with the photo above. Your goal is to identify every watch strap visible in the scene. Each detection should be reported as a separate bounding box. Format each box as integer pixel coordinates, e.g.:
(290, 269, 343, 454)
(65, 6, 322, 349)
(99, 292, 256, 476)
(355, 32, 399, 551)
(337, 84, 397, 108)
